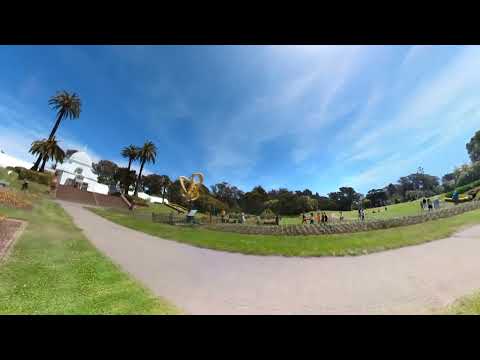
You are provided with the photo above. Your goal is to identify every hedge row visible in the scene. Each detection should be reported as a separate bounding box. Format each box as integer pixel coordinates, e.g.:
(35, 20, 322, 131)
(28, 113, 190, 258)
(205, 200, 480, 236)
(9, 167, 52, 186)
(445, 179, 480, 198)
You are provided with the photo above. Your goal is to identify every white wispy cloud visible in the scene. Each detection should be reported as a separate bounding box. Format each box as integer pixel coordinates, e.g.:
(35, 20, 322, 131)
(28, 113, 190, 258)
(201, 46, 375, 178)
(336, 46, 480, 185)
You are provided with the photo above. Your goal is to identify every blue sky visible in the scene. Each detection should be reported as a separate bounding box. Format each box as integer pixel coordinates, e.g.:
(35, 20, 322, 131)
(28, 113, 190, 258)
(0, 45, 479, 195)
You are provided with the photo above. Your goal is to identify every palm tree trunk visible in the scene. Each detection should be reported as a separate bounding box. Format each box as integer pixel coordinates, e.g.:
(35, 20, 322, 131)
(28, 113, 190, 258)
(32, 111, 64, 171)
(31, 155, 43, 171)
(39, 156, 48, 172)
(134, 160, 145, 196)
(47, 111, 64, 140)
(124, 159, 133, 195)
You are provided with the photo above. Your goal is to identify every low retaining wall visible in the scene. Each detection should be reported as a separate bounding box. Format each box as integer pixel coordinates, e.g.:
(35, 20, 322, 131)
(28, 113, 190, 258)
(204, 200, 480, 236)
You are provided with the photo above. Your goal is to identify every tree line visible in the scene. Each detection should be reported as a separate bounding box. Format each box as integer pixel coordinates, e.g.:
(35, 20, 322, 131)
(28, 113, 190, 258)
(27, 90, 480, 216)
(90, 129, 480, 216)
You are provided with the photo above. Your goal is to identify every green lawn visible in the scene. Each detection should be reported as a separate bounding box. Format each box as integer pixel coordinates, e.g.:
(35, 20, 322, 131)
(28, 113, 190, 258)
(90, 206, 480, 257)
(444, 291, 480, 314)
(0, 191, 179, 314)
(280, 197, 452, 225)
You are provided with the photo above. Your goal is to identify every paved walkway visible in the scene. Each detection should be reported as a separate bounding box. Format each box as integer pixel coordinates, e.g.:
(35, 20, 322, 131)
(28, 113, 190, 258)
(58, 200, 480, 314)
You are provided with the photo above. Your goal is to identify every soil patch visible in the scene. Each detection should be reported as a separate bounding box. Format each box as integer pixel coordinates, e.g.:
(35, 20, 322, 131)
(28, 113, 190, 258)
(0, 219, 26, 261)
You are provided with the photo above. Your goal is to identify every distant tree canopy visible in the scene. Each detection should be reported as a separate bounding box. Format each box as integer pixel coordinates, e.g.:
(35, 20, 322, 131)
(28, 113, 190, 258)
(243, 186, 269, 215)
(397, 173, 439, 197)
(210, 182, 244, 211)
(142, 174, 171, 198)
(328, 187, 362, 211)
(366, 189, 388, 208)
(92, 160, 119, 186)
(466, 130, 480, 163)
(113, 167, 136, 194)
(87, 129, 480, 216)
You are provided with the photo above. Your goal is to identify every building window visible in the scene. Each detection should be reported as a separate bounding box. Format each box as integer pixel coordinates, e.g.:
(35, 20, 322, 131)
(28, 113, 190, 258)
(74, 167, 83, 175)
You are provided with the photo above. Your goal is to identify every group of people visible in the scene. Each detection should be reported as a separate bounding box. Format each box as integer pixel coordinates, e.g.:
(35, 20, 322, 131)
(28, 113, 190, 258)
(420, 197, 440, 211)
(220, 210, 247, 224)
(302, 211, 330, 224)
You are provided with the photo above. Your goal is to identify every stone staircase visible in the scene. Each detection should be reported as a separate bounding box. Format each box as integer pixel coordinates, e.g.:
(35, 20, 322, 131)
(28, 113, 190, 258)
(55, 185, 128, 209)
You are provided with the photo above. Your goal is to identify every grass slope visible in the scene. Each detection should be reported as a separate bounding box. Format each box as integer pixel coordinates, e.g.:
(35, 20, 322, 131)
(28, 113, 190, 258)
(444, 291, 480, 314)
(280, 197, 451, 224)
(91, 207, 480, 257)
(0, 170, 179, 314)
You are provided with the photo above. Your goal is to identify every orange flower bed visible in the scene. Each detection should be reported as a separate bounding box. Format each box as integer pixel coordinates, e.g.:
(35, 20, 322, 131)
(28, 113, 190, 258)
(0, 190, 32, 209)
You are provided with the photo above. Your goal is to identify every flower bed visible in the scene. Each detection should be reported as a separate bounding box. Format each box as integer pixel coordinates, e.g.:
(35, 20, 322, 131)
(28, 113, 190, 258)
(0, 217, 23, 260)
(0, 190, 33, 209)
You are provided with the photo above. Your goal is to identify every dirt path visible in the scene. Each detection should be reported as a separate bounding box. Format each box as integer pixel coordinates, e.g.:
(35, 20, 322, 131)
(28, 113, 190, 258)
(58, 200, 480, 314)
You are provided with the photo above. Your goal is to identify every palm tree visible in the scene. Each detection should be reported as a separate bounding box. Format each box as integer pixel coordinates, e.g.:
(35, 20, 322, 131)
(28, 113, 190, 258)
(31, 91, 81, 171)
(121, 145, 139, 172)
(29, 137, 66, 173)
(134, 141, 157, 196)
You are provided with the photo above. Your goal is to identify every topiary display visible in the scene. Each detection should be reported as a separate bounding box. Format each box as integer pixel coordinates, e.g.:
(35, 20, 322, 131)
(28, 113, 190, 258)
(260, 208, 275, 219)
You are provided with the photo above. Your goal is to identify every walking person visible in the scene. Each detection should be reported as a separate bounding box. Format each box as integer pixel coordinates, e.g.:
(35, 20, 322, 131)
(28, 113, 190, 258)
(310, 212, 315, 224)
(302, 213, 307, 224)
(241, 212, 246, 224)
(316, 212, 321, 224)
(21, 179, 29, 192)
(422, 198, 427, 210)
(324, 212, 328, 223)
(427, 199, 433, 212)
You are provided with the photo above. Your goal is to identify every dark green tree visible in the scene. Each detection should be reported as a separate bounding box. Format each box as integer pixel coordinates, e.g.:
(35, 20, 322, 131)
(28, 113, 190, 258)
(466, 130, 480, 163)
(92, 160, 119, 186)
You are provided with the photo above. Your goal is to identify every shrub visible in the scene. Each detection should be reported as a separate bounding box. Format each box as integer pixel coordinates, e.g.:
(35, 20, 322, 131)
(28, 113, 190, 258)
(193, 194, 228, 214)
(456, 162, 480, 186)
(445, 179, 480, 198)
(13, 167, 52, 186)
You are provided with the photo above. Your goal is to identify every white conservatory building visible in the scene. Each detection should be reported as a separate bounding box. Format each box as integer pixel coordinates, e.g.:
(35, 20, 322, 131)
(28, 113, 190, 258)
(55, 151, 109, 195)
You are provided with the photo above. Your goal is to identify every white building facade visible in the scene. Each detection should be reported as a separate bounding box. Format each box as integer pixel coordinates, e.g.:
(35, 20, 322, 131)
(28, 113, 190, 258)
(56, 151, 109, 195)
(127, 190, 169, 204)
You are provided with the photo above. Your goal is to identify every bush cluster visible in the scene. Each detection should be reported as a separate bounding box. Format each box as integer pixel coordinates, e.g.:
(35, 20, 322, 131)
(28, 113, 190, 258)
(11, 167, 52, 186)
(445, 179, 480, 198)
